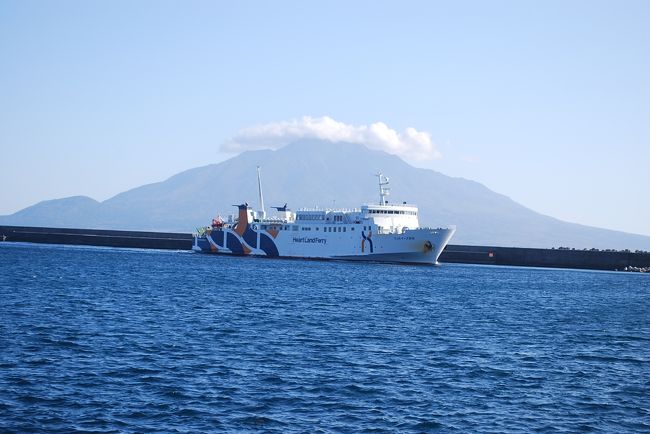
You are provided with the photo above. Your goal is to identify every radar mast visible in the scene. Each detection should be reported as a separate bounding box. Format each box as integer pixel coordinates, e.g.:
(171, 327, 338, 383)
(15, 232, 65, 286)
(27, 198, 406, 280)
(376, 172, 390, 205)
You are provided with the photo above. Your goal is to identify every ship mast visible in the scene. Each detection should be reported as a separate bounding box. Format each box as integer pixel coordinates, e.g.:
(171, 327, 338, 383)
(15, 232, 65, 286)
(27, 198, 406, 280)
(376, 172, 390, 205)
(257, 166, 266, 218)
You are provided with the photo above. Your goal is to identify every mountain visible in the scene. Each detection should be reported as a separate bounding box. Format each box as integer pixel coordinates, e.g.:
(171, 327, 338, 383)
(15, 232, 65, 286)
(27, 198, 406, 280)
(2, 140, 650, 250)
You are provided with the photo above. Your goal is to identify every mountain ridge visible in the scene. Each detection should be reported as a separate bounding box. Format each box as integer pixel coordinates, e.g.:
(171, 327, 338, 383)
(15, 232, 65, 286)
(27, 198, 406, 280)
(3, 140, 649, 250)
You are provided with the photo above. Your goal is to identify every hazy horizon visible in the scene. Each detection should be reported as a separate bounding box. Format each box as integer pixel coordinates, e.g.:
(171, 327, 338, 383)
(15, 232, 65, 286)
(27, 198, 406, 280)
(1, 1, 648, 236)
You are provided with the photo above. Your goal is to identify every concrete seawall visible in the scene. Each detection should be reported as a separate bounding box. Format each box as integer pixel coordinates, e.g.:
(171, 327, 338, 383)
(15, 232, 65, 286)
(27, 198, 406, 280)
(2, 225, 649, 271)
(0, 225, 192, 250)
(440, 244, 650, 271)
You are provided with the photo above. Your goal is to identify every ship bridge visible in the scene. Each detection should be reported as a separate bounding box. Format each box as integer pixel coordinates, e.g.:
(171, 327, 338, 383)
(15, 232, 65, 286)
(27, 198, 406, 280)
(361, 203, 420, 233)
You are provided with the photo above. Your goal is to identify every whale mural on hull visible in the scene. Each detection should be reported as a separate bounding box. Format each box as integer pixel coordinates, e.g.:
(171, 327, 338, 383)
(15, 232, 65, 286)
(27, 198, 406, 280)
(207, 204, 280, 257)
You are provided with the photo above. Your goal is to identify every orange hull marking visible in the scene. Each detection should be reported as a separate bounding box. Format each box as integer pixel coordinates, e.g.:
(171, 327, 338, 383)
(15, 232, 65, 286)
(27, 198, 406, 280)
(234, 225, 246, 236)
(234, 207, 249, 236)
(267, 228, 279, 239)
(242, 244, 251, 255)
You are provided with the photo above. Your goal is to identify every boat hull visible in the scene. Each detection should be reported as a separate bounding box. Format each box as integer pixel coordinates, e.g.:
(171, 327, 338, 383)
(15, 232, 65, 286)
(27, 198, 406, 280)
(193, 226, 455, 265)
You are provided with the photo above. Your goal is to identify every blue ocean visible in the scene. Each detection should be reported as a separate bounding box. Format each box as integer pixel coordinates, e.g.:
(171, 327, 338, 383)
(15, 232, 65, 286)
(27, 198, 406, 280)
(1, 243, 649, 432)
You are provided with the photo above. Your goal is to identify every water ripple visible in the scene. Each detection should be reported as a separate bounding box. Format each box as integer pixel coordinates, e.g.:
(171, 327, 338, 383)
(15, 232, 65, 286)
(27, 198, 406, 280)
(1, 243, 649, 432)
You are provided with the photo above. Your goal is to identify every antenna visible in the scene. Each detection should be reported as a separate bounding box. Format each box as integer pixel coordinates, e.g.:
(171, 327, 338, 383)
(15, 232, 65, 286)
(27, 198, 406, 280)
(257, 166, 265, 218)
(376, 172, 390, 205)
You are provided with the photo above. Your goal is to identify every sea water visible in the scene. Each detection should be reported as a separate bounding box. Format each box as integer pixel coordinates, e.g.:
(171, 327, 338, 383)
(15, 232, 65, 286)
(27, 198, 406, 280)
(1, 242, 649, 432)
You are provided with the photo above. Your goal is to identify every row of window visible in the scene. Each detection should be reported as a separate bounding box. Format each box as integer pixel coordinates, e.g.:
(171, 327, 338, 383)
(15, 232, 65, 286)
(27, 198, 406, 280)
(296, 214, 352, 221)
(325, 226, 352, 232)
(302, 226, 355, 232)
(296, 214, 325, 220)
(258, 225, 295, 231)
(367, 209, 416, 215)
(258, 224, 372, 232)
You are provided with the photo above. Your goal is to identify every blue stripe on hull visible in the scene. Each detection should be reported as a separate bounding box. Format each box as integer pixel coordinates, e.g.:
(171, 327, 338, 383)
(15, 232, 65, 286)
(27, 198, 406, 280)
(333, 251, 440, 265)
(259, 233, 279, 257)
(242, 227, 257, 248)
(210, 230, 224, 247)
(226, 232, 244, 254)
(196, 237, 211, 251)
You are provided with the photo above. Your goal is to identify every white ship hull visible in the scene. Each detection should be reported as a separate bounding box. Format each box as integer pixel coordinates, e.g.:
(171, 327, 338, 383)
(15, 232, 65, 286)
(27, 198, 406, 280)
(193, 214, 455, 265)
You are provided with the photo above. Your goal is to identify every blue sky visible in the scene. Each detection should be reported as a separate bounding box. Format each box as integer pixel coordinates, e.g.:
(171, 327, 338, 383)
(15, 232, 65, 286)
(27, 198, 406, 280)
(1, 0, 649, 235)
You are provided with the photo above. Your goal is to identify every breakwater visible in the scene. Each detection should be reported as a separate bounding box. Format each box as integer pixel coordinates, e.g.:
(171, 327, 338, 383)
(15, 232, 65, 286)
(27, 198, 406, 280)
(0, 225, 191, 250)
(1, 225, 649, 271)
(440, 244, 650, 271)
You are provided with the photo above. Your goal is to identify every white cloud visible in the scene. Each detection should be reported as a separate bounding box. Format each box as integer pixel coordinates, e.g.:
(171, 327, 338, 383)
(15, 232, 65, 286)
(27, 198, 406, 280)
(221, 116, 442, 160)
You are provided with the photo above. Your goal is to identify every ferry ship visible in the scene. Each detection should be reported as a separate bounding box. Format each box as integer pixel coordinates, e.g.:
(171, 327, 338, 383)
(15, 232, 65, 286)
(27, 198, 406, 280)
(192, 169, 455, 265)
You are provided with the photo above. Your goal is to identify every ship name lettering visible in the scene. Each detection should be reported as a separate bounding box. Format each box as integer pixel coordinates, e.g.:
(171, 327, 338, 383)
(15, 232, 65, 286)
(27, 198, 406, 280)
(292, 237, 327, 245)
